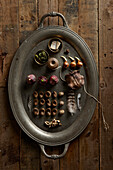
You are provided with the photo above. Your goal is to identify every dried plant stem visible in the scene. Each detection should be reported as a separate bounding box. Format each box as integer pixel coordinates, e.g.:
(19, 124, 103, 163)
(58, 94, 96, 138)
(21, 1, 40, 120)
(83, 85, 109, 131)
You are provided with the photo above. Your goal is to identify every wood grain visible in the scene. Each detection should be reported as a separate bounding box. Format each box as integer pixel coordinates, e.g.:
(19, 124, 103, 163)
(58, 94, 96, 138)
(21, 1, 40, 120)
(0, 0, 19, 87)
(0, 88, 20, 170)
(99, 0, 113, 169)
(59, 1, 79, 169)
(18, 1, 40, 170)
(0, 0, 20, 169)
(0, 0, 113, 169)
(78, 0, 99, 169)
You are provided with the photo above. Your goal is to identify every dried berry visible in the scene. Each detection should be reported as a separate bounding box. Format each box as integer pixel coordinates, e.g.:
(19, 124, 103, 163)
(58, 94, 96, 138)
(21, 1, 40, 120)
(38, 76, 48, 86)
(39, 91, 44, 98)
(59, 92, 64, 97)
(40, 99, 45, 106)
(59, 110, 65, 115)
(33, 91, 38, 98)
(40, 108, 45, 116)
(49, 75, 59, 86)
(52, 108, 58, 116)
(59, 101, 64, 106)
(33, 108, 39, 116)
(52, 91, 57, 98)
(27, 74, 36, 85)
(46, 99, 51, 107)
(52, 100, 57, 107)
(46, 108, 51, 116)
(45, 91, 51, 98)
(33, 99, 38, 106)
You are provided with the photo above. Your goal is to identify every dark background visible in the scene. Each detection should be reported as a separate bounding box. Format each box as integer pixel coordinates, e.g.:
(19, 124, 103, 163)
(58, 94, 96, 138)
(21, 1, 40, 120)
(0, 0, 113, 169)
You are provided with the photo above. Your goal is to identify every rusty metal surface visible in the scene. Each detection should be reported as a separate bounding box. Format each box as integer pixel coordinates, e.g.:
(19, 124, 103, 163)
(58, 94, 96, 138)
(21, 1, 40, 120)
(8, 13, 98, 147)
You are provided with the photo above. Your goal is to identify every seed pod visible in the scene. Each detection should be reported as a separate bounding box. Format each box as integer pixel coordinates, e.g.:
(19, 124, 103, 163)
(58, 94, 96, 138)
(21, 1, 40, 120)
(46, 108, 51, 116)
(59, 101, 64, 106)
(52, 108, 58, 116)
(68, 56, 76, 68)
(59, 110, 65, 115)
(52, 91, 57, 98)
(52, 100, 57, 107)
(33, 99, 38, 106)
(45, 91, 51, 98)
(40, 108, 45, 116)
(40, 99, 45, 106)
(39, 91, 44, 98)
(60, 56, 69, 69)
(46, 99, 51, 107)
(59, 92, 64, 97)
(33, 108, 39, 116)
(33, 91, 38, 98)
(77, 60, 83, 68)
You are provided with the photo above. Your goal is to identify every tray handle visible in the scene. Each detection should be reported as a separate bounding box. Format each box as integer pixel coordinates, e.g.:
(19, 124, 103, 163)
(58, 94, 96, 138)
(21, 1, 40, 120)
(39, 143, 70, 159)
(38, 11, 68, 28)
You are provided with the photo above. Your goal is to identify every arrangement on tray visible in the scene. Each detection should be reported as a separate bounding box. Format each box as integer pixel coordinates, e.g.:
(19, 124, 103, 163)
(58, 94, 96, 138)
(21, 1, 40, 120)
(26, 37, 85, 128)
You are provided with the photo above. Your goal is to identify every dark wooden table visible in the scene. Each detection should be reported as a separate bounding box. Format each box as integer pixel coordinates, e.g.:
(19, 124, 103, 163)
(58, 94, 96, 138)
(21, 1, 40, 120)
(0, 0, 113, 169)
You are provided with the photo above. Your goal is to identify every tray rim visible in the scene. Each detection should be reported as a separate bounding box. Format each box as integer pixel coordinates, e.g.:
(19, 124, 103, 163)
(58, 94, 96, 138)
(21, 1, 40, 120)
(8, 25, 99, 146)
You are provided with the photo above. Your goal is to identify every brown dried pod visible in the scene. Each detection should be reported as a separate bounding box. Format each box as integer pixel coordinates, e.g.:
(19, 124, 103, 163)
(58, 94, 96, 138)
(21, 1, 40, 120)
(39, 91, 44, 98)
(40, 99, 45, 106)
(65, 70, 84, 89)
(59, 101, 64, 106)
(45, 91, 51, 98)
(52, 91, 57, 98)
(46, 99, 51, 107)
(52, 108, 58, 116)
(52, 100, 57, 107)
(33, 99, 38, 106)
(40, 108, 45, 116)
(46, 108, 51, 116)
(33, 108, 39, 116)
(59, 92, 64, 97)
(33, 91, 38, 98)
(59, 110, 65, 115)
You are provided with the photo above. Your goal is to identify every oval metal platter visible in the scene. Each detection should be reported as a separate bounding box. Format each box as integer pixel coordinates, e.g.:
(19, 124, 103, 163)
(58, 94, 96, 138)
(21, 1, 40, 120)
(8, 12, 98, 158)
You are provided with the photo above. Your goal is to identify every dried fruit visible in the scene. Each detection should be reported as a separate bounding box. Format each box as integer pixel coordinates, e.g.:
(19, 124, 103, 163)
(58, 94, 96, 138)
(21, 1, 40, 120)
(46, 108, 51, 116)
(52, 91, 57, 98)
(39, 99, 45, 106)
(40, 108, 45, 116)
(59, 110, 65, 115)
(49, 75, 59, 86)
(33, 91, 38, 98)
(52, 100, 57, 107)
(33, 99, 38, 106)
(38, 76, 48, 86)
(39, 91, 44, 98)
(27, 74, 36, 85)
(59, 92, 64, 97)
(46, 99, 51, 107)
(45, 91, 51, 98)
(52, 108, 58, 116)
(59, 101, 64, 106)
(33, 108, 39, 116)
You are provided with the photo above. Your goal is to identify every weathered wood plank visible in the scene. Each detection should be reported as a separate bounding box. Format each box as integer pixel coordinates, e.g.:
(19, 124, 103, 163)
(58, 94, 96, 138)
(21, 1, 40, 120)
(19, 1, 40, 170)
(0, 0, 19, 87)
(0, 88, 20, 170)
(19, 0, 38, 44)
(78, 0, 99, 169)
(0, 0, 20, 169)
(38, 1, 60, 169)
(99, 0, 113, 169)
(59, 1, 79, 169)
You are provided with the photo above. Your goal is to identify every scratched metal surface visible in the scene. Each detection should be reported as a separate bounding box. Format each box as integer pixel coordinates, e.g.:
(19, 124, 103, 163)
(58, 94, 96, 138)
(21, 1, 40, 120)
(8, 26, 98, 146)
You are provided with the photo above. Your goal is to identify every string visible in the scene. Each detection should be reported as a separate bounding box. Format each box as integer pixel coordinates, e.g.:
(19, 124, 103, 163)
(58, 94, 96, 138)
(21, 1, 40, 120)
(83, 84, 109, 131)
